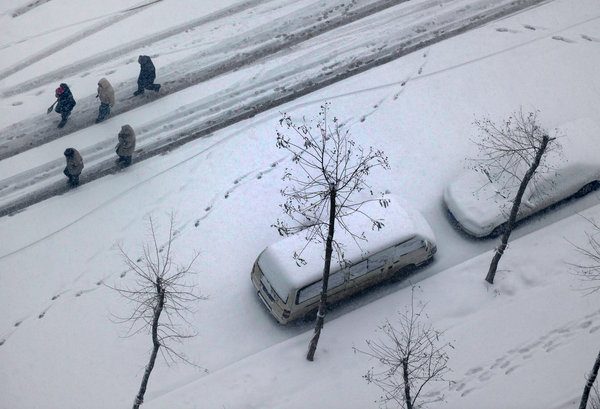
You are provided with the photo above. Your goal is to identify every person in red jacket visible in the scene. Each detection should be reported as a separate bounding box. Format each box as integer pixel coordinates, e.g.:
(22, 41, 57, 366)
(54, 83, 76, 128)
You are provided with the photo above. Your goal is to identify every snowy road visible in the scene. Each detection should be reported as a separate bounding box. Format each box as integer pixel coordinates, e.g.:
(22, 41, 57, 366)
(0, 0, 549, 217)
(1, 1, 600, 407)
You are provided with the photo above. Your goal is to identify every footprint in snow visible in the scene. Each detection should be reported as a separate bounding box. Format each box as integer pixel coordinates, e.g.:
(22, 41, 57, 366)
(0, 339, 5, 346)
(11, 101, 22, 106)
(120, 271, 127, 278)
(552, 36, 575, 43)
(80, 72, 90, 78)
(75, 288, 96, 297)
(496, 27, 519, 33)
(105, 70, 115, 75)
(523, 24, 536, 31)
(465, 366, 482, 375)
(581, 34, 600, 42)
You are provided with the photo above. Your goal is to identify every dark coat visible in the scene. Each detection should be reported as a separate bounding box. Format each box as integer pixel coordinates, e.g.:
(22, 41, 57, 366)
(55, 83, 76, 114)
(137, 56, 156, 88)
(64, 148, 84, 176)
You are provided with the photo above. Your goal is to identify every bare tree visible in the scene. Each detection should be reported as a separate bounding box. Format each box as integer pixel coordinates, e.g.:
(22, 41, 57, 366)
(274, 103, 389, 361)
(570, 216, 600, 294)
(580, 350, 600, 409)
(355, 288, 451, 409)
(472, 109, 558, 284)
(568, 217, 600, 409)
(112, 214, 206, 409)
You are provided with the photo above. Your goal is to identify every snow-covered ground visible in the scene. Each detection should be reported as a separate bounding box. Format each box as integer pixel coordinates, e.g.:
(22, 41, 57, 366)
(1, 0, 600, 408)
(0, 0, 548, 215)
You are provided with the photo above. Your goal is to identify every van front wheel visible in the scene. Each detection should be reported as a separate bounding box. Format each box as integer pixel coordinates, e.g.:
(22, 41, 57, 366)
(391, 264, 416, 282)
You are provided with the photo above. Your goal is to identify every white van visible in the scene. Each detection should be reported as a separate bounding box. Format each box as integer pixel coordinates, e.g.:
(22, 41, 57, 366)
(251, 196, 436, 324)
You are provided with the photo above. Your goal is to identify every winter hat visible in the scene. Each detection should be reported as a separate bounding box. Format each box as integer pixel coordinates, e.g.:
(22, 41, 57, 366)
(64, 148, 74, 157)
(55, 87, 64, 97)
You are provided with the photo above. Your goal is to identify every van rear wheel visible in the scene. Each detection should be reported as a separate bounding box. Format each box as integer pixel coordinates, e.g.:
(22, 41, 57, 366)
(574, 181, 600, 198)
(302, 308, 318, 323)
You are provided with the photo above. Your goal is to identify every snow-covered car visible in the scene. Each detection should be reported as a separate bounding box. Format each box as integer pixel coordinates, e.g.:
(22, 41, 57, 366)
(251, 196, 436, 324)
(443, 118, 600, 238)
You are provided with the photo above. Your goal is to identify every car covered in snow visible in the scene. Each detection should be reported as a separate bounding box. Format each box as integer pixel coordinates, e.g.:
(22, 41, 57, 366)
(251, 196, 436, 324)
(444, 118, 600, 238)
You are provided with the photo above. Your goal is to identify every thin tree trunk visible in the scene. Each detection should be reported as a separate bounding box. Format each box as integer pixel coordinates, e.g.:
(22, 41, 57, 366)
(402, 357, 413, 409)
(580, 349, 600, 409)
(133, 287, 165, 409)
(307, 186, 336, 361)
(486, 134, 550, 284)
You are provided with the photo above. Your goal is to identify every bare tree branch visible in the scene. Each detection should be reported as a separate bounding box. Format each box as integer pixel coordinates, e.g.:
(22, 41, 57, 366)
(355, 287, 451, 409)
(470, 108, 559, 284)
(109, 213, 207, 409)
(274, 103, 389, 361)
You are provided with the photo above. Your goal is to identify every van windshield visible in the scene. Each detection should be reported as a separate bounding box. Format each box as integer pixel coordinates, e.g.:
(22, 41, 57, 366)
(257, 258, 289, 303)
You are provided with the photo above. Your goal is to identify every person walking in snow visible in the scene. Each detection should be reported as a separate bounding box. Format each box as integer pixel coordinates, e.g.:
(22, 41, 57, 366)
(63, 148, 84, 187)
(133, 55, 161, 96)
(95, 77, 115, 123)
(54, 83, 76, 128)
(115, 124, 136, 167)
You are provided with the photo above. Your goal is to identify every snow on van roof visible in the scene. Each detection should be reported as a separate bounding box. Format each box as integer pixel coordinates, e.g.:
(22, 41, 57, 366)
(257, 195, 435, 301)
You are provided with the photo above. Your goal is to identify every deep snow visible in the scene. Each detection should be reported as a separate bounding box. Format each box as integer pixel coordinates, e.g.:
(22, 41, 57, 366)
(1, 0, 600, 408)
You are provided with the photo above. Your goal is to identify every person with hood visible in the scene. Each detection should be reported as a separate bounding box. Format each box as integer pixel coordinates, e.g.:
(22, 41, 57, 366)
(54, 83, 76, 128)
(115, 124, 136, 167)
(95, 77, 115, 123)
(63, 148, 84, 187)
(133, 55, 161, 96)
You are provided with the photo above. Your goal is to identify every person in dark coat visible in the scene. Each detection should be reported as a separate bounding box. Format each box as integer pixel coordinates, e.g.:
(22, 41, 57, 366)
(115, 124, 136, 167)
(63, 148, 84, 187)
(133, 55, 161, 96)
(55, 83, 76, 129)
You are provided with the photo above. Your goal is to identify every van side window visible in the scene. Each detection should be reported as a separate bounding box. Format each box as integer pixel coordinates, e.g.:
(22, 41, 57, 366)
(368, 246, 396, 272)
(347, 259, 369, 280)
(296, 271, 345, 304)
(393, 237, 424, 260)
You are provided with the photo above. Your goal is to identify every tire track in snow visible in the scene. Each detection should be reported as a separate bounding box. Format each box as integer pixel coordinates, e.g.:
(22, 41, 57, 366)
(0, 0, 393, 96)
(11, 0, 53, 18)
(0, 0, 555, 217)
(0, 0, 412, 157)
(0, 0, 163, 80)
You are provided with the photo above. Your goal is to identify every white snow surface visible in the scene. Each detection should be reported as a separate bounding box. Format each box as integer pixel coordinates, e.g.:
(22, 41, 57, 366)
(1, 0, 600, 409)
